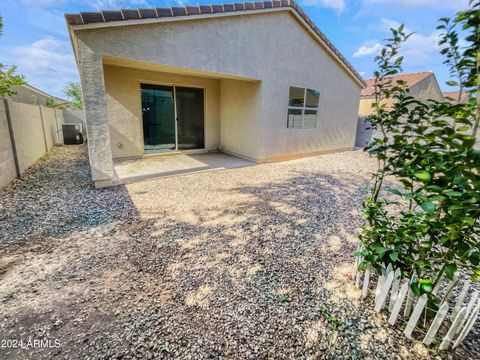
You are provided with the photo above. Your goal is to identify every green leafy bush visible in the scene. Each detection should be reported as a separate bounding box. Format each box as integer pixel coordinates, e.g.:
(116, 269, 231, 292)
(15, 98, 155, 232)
(0, 14, 24, 97)
(358, 1, 479, 300)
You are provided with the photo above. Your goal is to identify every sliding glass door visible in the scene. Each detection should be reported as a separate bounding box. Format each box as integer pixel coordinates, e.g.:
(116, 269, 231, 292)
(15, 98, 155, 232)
(141, 84, 205, 153)
(176, 86, 205, 150)
(141, 84, 175, 153)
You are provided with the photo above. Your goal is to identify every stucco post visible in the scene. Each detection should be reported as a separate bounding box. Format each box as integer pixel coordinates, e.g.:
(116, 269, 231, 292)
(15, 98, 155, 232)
(77, 39, 114, 187)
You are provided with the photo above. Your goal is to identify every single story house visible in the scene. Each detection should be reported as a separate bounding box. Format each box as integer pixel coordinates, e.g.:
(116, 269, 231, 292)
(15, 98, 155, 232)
(9, 84, 68, 107)
(443, 91, 471, 104)
(66, 1, 366, 187)
(356, 71, 444, 147)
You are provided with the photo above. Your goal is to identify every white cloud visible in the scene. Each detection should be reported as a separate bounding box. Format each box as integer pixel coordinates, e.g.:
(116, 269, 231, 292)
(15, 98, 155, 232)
(378, 18, 441, 64)
(364, 0, 470, 11)
(401, 30, 442, 66)
(378, 18, 403, 32)
(353, 20, 442, 66)
(7, 37, 79, 98)
(353, 42, 382, 58)
(301, 0, 346, 13)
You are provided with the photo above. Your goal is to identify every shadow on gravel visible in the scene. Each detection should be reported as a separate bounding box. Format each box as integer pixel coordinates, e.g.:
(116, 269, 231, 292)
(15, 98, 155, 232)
(83, 171, 414, 359)
(2, 146, 471, 359)
(0, 145, 140, 246)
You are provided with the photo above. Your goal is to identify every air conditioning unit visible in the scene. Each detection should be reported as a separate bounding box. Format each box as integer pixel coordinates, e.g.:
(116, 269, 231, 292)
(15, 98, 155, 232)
(62, 124, 84, 145)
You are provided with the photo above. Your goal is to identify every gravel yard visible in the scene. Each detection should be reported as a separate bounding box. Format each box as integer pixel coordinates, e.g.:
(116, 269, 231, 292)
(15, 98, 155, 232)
(0, 145, 477, 359)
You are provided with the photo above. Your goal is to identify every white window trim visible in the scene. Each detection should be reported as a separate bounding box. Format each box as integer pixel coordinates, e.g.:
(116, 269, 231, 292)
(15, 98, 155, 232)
(287, 87, 319, 129)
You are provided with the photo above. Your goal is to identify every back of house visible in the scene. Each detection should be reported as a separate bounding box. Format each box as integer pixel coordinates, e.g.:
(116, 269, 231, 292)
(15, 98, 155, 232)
(66, 1, 365, 187)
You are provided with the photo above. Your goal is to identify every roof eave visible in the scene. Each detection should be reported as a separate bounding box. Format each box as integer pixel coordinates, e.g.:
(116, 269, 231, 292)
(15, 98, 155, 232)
(67, 7, 286, 31)
(65, 5, 366, 88)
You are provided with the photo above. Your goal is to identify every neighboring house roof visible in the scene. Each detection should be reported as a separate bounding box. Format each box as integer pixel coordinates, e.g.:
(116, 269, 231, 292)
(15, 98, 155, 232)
(65, 1, 366, 88)
(443, 91, 471, 104)
(360, 71, 434, 97)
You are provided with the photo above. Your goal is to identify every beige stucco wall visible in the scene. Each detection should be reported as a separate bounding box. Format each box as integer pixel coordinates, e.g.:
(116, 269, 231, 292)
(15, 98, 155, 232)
(103, 64, 221, 159)
(359, 97, 374, 117)
(257, 13, 360, 160)
(220, 79, 262, 160)
(409, 76, 444, 102)
(358, 97, 397, 117)
(73, 9, 362, 183)
(0, 101, 17, 188)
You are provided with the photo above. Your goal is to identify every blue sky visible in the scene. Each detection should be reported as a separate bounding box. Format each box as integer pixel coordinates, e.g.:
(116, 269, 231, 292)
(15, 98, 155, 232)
(0, 0, 471, 98)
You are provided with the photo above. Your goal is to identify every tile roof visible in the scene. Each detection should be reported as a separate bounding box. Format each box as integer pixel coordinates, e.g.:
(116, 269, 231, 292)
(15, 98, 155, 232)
(361, 72, 433, 97)
(442, 91, 471, 104)
(65, 1, 366, 87)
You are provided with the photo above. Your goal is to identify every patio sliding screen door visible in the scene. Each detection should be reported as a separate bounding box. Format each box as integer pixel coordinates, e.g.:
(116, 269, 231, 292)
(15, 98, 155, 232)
(141, 84, 176, 153)
(141, 84, 204, 152)
(176, 86, 205, 150)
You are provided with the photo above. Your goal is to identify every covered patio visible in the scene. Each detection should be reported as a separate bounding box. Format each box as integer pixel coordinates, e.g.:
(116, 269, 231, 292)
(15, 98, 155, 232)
(112, 152, 255, 184)
(90, 56, 262, 187)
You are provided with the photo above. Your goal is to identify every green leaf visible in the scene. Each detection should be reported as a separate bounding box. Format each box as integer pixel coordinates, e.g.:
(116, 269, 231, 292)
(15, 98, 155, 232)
(420, 201, 436, 213)
(375, 247, 388, 255)
(446, 80, 459, 86)
(445, 264, 457, 280)
(389, 252, 398, 262)
(470, 252, 480, 266)
(429, 195, 446, 202)
(421, 283, 433, 293)
(414, 171, 431, 182)
(410, 281, 421, 296)
(420, 241, 432, 249)
(419, 278, 432, 284)
(387, 188, 403, 196)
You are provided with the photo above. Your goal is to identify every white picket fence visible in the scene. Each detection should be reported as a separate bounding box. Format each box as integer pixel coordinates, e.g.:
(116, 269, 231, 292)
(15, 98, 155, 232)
(354, 254, 480, 350)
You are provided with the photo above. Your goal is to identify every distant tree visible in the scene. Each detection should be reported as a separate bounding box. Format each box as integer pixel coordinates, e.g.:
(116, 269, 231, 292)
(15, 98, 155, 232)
(63, 81, 84, 109)
(46, 98, 55, 108)
(0, 14, 25, 97)
(44, 97, 67, 109)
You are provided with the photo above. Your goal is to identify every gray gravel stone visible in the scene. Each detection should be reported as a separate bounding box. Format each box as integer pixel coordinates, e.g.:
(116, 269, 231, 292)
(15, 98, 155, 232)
(0, 145, 477, 359)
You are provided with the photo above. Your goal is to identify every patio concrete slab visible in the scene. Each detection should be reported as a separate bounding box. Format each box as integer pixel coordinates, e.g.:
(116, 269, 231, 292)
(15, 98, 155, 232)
(113, 152, 254, 184)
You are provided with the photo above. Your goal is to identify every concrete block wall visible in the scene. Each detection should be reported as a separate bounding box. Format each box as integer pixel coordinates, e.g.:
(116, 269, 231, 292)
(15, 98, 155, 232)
(355, 116, 373, 148)
(54, 109, 65, 144)
(0, 101, 17, 188)
(40, 106, 57, 151)
(0, 99, 84, 189)
(8, 100, 51, 173)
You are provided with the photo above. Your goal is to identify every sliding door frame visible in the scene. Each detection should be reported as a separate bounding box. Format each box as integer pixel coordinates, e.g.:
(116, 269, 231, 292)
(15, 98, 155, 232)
(139, 80, 206, 153)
